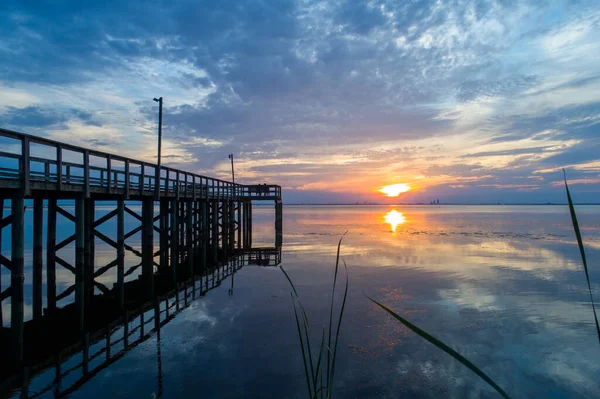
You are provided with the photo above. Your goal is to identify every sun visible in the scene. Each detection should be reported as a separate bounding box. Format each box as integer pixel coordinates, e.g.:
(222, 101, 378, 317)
(379, 183, 411, 197)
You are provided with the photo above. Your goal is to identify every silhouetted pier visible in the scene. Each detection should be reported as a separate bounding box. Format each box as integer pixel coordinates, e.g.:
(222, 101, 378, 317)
(0, 128, 283, 397)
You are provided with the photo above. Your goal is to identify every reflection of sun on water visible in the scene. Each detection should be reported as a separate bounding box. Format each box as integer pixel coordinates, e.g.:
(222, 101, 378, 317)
(384, 210, 406, 233)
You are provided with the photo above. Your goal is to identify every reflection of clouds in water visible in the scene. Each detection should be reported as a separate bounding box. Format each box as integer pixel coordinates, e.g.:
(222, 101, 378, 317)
(438, 283, 502, 311)
(7, 205, 599, 397)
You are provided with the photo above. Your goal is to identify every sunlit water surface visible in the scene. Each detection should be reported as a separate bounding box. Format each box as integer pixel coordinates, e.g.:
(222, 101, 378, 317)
(21, 205, 600, 397)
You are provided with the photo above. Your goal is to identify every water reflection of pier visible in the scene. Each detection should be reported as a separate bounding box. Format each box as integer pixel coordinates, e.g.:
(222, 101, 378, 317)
(0, 128, 284, 397)
(0, 246, 281, 398)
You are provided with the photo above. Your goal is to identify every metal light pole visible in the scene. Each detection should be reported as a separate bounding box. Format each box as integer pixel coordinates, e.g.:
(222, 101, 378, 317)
(153, 97, 163, 198)
(228, 154, 235, 184)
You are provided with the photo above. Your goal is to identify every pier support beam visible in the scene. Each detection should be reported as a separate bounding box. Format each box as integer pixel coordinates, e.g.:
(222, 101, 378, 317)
(275, 200, 283, 247)
(11, 193, 25, 367)
(201, 200, 208, 268)
(117, 199, 125, 310)
(0, 198, 3, 327)
(186, 200, 193, 276)
(75, 197, 85, 332)
(229, 200, 235, 252)
(84, 199, 95, 310)
(142, 198, 155, 298)
(221, 201, 228, 255)
(33, 197, 43, 319)
(170, 199, 178, 284)
(236, 201, 241, 249)
(247, 202, 252, 248)
(211, 201, 218, 263)
(46, 198, 57, 315)
(159, 200, 168, 273)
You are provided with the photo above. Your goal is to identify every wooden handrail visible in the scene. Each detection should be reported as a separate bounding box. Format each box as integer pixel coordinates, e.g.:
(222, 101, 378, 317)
(0, 127, 281, 199)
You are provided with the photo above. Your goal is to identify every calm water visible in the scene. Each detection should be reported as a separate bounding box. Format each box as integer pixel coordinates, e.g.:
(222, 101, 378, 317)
(10, 205, 600, 398)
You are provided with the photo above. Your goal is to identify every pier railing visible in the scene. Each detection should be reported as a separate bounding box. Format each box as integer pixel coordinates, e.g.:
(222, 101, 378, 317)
(0, 128, 281, 200)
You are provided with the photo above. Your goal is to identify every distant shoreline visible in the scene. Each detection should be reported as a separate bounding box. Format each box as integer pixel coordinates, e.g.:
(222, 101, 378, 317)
(277, 203, 600, 206)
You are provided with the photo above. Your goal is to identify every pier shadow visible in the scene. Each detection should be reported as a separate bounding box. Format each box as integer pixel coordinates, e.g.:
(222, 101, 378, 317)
(0, 245, 281, 398)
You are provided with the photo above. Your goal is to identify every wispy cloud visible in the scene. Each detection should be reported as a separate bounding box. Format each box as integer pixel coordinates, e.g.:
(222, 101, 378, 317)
(0, 0, 598, 202)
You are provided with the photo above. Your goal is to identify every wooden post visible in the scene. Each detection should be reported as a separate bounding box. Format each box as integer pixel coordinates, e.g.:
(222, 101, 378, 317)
(221, 201, 228, 256)
(21, 137, 30, 195)
(186, 200, 193, 276)
(106, 155, 112, 193)
(237, 201, 241, 249)
(170, 199, 178, 284)
(154, 299, 161, 339)
(125, 159, 130, 198)
(159, 199, 168, 273)
(201, 200, 208, 268)
(139, 164, 144, 192)
(275, 200, 283, 247)
(82, 333, 89, 374)
(248, 201, 252, 248)
(117, 199, 125, 310)
(11, 193, 25, 367)
(75, 197, 85, 331)
(84, 150, 90, 198)
(33, 197, 43, 319)
(84, 198, 95, 309)
(0, 199, 3, 327)
(57, 145, 63, 191)
(175, 171, 180, 201)
(142, 198, 155, 298)
(21, 367, 29, 399)
(124, 311, 129, 350)
(47, 198, 57, 314)
(212, 201, 218, 263)
(229, 200, 235, 251)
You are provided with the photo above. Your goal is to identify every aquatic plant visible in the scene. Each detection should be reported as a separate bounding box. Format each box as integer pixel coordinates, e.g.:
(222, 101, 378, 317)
(364, 294, 511, 398)
(280, 234, 348, 399)
(563, 170, 600, 344)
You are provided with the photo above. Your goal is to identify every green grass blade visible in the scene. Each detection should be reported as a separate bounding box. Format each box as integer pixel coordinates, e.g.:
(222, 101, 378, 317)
(563, 170, 600, 344)
(281, 266, 311, 328)
(327, 232, 347, 389)
(282, 266, 317, 393)
(299, 296, 317, 391)
(365, 294, 511, 399)
(314, 327, 325, 398)
(328, 259, 349, 395)
(291, 293, 314, 398)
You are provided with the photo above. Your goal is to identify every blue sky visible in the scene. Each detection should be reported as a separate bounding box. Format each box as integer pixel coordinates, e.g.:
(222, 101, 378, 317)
(0, 0, 599, 203)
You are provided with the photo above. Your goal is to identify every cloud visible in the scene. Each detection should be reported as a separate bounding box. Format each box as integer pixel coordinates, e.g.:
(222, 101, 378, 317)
(0, 106, 101, 128)
(0, 0, 599, 202)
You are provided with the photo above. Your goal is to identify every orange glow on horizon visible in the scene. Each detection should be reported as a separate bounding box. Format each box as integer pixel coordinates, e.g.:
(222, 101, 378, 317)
(384, 209, 406, 233)
(379, 183, 411, 197)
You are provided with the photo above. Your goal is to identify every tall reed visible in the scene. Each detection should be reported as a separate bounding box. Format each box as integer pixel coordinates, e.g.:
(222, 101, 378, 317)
(280, 234, 348, 399)
(563, 169, 600, 343)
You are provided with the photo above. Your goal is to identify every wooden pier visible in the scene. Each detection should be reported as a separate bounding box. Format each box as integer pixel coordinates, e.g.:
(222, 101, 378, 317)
(0, 128, 283, 397)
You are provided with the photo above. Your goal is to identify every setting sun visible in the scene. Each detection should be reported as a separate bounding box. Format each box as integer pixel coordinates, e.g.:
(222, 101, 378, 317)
(379, 183, 411, 197)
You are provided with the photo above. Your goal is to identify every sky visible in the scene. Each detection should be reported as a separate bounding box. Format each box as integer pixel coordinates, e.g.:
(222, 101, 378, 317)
(0, 0, 599, 204)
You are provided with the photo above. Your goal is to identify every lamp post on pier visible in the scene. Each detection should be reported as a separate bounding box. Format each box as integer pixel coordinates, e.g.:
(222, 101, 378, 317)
(153, 97, 163, 198)
(228, 153, 235, 197)
(228, 154, 235, 184)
